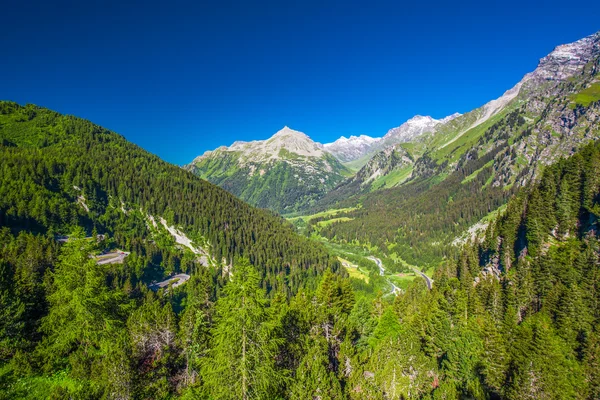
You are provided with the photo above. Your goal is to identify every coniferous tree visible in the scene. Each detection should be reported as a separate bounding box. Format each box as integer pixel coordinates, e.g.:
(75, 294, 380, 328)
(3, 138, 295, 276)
(202, 259, 284, 400)
(40, 228, 127, 373)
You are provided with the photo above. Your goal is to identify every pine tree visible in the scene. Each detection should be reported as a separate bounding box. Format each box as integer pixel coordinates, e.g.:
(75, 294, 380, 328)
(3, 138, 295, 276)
(202, 259, 284, 400)
(40, 227, 126, 372)
(288, 336, 344, 400)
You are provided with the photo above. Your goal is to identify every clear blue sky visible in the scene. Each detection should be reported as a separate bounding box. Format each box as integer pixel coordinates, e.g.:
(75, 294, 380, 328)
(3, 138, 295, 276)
(1, 0, 598, 165)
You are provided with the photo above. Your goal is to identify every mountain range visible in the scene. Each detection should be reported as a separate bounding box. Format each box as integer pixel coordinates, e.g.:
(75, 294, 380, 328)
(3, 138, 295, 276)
(185, 113, 464, 213)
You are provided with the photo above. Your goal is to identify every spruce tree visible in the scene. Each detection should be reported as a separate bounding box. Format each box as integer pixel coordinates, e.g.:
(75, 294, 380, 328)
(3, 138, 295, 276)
(40, 228, 126, 372)
(202, 259, 284, 400)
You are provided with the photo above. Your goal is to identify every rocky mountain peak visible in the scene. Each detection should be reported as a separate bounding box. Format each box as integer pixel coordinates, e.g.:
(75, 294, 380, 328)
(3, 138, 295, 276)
(271, 126, 308, 139)
(406, 115, 436, 123)
(525, 31, 600, 82)
(265, 126, 324, 157)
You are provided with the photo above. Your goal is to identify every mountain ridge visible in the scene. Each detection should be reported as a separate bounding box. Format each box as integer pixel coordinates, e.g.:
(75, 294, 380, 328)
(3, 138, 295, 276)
(185, 126, 351, 213)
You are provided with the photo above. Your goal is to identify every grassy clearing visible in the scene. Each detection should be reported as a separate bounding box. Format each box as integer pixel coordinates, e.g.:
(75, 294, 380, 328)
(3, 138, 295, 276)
(570, 82, 600, 107)
(423, 267, 435, 278)
(388, 273, 416, 289)
(339, 257, 370, 283)
(343, 153, 375, 171)
(482, 172, 495, 188)
(286, 206, 358, 223)
(316, 217, 353, 227)
(370, 166, 413, 191)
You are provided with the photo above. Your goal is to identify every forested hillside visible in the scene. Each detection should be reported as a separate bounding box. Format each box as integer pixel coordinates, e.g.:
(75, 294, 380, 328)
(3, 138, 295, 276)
(0, 101, 348, 397)
(0, 101, 339, 293)
(3, 130, 598, 399)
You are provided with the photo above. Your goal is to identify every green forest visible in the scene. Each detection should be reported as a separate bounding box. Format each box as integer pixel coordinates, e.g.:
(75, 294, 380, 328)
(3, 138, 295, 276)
(1, 99, 600, 400)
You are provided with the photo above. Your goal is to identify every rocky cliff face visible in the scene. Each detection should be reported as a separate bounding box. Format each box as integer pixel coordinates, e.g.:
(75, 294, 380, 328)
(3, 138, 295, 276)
(457, 31, 600, 191)
(523, 32, 600, 83)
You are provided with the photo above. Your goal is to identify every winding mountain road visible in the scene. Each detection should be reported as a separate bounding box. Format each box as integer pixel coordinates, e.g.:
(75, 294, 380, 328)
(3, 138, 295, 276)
(96, 251, 130, 265)
(367, 256, 433, 292)
(413, 267, 433, 290)
(149, 274, 191, 291)
(367, 256, 402, 295)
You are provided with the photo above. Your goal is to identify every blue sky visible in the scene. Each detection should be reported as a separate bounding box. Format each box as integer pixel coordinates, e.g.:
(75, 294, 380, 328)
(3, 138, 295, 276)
(1, 0, 599, 165)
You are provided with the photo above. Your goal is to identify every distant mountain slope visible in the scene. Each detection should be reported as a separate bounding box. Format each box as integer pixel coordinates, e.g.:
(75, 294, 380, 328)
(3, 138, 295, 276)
(379, 113, 461, 148)
(185, 126, 351, 213)
(308, 31, 600, 267)
(0, 102, 340, 294)
(322, 113, 461, 165)
(321, 33, 600, 203)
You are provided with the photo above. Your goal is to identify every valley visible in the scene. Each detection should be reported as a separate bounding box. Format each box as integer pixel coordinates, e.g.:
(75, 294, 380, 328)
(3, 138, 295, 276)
(189, 30, 600, 277)
(1, 27, 600, 400)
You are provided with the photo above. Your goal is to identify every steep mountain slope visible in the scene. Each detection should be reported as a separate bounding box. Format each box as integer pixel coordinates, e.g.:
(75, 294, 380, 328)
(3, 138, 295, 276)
(318, 114, 463, 197)
(308, 31, 600, 267)
(0, 102, 340, 294)
(323, 33, 600, 201)
(320, 144, 416, 199)
(186, 126, 351, 213)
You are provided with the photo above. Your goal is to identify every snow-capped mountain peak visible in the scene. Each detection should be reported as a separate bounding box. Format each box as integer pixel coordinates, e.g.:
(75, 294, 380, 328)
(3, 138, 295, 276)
(382, 114, 450, 144)
(324, 134, 378, 148)
(323, 112, 461, 163)
(323, 135, 379, 162)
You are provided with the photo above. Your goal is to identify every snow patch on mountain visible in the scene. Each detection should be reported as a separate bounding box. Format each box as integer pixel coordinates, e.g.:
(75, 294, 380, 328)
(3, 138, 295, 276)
(323, 113, 461, 162)
(324, 135, 379, 162)
(383, 115, 444, 144)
